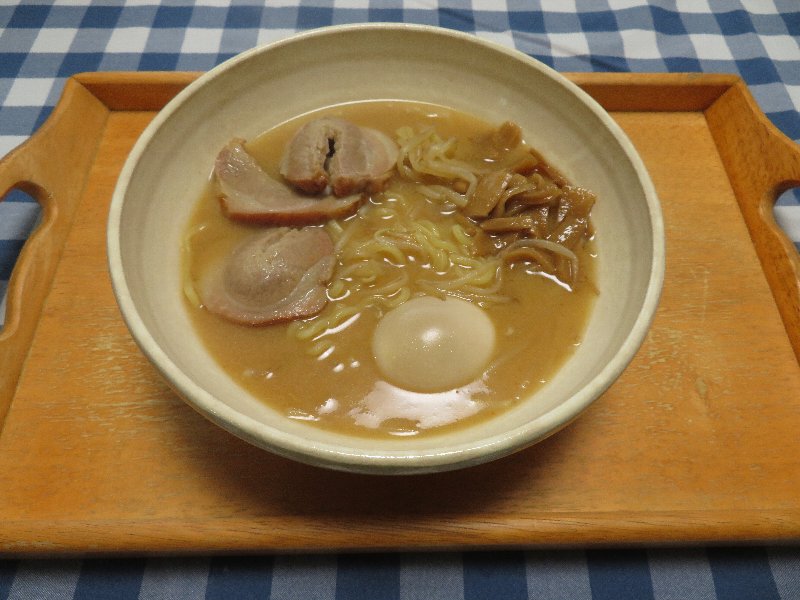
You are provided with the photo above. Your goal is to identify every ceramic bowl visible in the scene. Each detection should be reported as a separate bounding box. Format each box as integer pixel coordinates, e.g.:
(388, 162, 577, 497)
(107, 24, 664, 474)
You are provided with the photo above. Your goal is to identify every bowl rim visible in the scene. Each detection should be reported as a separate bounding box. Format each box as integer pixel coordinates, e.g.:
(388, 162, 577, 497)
(107, 22, 665, 474)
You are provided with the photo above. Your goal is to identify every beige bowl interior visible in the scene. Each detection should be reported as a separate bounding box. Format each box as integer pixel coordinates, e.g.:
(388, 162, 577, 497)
(108, 24, 664, 474)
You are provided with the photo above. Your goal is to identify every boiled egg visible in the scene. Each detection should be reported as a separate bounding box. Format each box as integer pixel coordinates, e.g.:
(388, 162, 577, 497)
(372, 296, 496, 393)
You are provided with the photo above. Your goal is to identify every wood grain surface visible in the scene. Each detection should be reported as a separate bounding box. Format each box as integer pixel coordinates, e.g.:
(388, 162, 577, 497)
(0, 73, 798, 556)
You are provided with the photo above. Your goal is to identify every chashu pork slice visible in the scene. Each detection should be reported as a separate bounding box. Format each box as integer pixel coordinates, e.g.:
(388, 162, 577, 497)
(280, 117, 398, 197)
(199, 227, 335, 326)
(215, 138, 363, 225)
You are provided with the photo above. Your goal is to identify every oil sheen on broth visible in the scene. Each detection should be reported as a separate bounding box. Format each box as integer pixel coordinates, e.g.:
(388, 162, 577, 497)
(184, 100, 597, 438)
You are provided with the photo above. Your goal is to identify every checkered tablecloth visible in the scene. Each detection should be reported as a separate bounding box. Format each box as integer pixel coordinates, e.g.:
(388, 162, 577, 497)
(1, 2, 799, 599)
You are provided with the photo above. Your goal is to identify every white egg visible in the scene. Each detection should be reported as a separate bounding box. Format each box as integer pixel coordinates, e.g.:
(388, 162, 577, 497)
(372, 296, 496, 393)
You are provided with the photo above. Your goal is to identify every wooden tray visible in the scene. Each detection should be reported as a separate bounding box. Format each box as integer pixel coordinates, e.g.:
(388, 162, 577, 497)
(1, 73, 799, 556)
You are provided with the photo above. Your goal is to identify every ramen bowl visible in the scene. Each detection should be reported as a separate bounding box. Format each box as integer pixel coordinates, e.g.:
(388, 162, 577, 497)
(108, 24, 664, 474)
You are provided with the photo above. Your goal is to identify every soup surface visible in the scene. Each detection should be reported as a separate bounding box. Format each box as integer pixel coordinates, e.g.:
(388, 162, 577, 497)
(183, 100, 597, 438)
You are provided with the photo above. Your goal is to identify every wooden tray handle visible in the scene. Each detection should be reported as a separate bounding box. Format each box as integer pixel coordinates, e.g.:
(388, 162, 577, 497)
(0, 78, 109, 424)
(0, 140, 60, 338)
(707, 80, 800, 363)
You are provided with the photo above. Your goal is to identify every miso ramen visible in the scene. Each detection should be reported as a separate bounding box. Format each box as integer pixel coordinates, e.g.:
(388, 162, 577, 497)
(182, 101, 598, 438)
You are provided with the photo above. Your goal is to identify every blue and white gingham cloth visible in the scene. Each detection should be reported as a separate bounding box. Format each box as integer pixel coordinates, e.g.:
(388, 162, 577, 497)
(1, 2, 799, 599)
(1, 548, 800, 599)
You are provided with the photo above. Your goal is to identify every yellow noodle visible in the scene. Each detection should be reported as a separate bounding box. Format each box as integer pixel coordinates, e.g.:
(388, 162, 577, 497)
(419, 184, 468, 208)
(451, 224, 476, 251)
(420, 262, 500, 291)
(332, 220, 358, 253)
(370, 206, 398, 219)
(449, 288, 511, 305)
(328, 278, 348, 298)
(338, 261, 381, 282)
(367, 272, 410, 297)
(412, 230, 441, 264)
(451, 255, 484, 269)
(325, 219, 345, 239)
(416, 220, 455, 250)
(503, 238, 578, 276)
(183, 278, 202, 309)
(380, 286, 412, 308)
(354, 239, 408, 264)
(503, 247, 555, 272)
(181, 227, 203, 308)
(294, 304, 360, 341)
(307, 338, 335, 358)
(399, 128, 478, 195)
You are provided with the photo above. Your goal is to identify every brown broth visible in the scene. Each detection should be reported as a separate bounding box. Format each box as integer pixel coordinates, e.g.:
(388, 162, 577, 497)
(184, 101, 597, 438)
